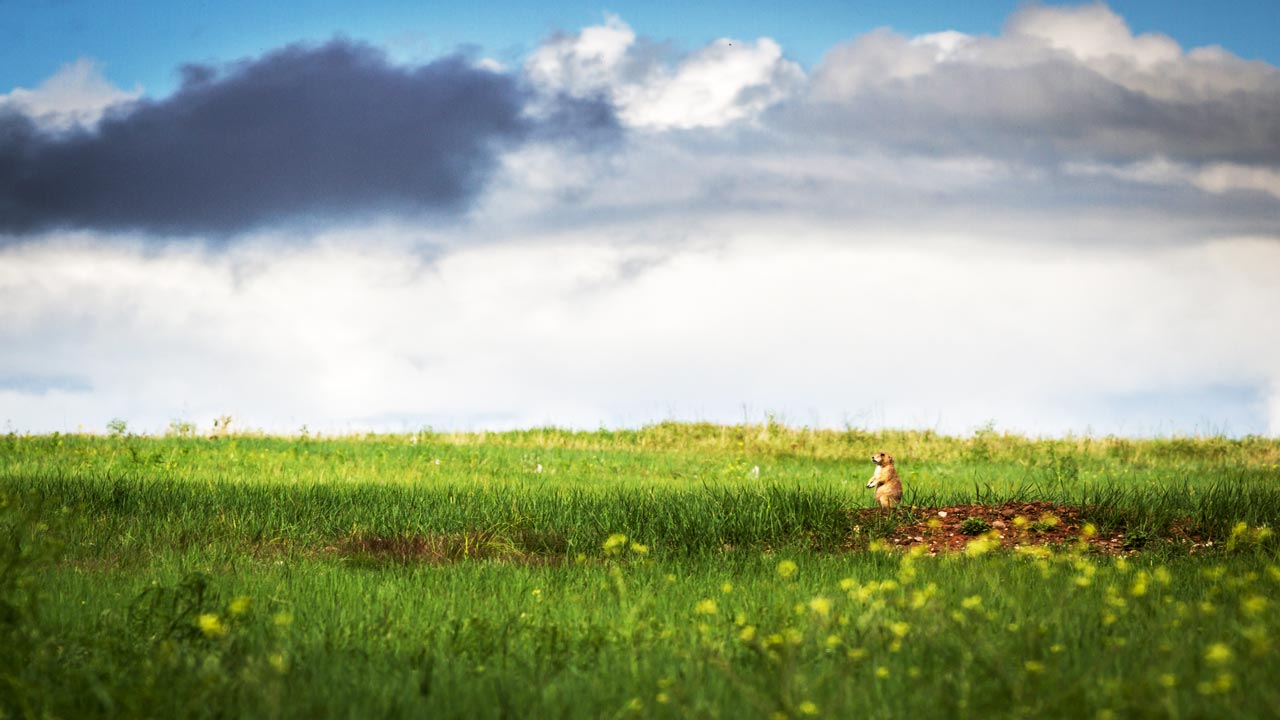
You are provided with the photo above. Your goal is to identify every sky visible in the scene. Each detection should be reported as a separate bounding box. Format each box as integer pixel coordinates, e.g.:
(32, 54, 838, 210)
(1, 2, 1278, 437)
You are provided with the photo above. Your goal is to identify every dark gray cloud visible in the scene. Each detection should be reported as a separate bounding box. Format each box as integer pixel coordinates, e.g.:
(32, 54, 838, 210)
(0, 40, 618, 237)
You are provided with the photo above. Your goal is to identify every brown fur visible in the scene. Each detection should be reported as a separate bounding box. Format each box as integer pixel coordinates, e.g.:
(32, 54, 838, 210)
(866, 451, 903, 508)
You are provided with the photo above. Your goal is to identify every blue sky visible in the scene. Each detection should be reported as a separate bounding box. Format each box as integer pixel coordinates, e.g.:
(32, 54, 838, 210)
(2, 1, 1277, 97)
(2, 2, 1278, 436)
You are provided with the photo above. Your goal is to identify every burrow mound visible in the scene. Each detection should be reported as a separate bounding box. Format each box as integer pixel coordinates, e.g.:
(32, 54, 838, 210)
(850, 501, 1204, 556)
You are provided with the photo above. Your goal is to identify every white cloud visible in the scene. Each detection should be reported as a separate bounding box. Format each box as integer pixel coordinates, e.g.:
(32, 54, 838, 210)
(810, 29, 943, 99)
(1006, 3, 1181, 68)
(2, 228, 1277, 436)
(1194, 164, 1280, 200)
(527, 15, 803, 129)
(1067, 159, 1280, 200)
(0, 59, 140, 131)
(525, 15, 636, 98)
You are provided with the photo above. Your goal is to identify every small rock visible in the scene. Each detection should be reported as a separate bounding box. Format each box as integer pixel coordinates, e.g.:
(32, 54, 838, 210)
(937, 511, 948, 518)
(913, 536, 924, 542)
(992, 520, 1006, 530)
(1001, 508, 1015, 518)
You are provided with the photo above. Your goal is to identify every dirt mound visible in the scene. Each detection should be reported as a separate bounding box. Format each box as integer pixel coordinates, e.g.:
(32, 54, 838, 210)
(853, 501, 1188, 556)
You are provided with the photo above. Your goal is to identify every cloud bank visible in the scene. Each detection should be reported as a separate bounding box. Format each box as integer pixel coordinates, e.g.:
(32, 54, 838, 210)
(796, 5, 1280, 171)
(3, 231, 1276, 436)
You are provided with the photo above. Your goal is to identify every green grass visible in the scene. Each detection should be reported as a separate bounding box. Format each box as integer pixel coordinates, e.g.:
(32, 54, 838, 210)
(2, 424, 1279, 718)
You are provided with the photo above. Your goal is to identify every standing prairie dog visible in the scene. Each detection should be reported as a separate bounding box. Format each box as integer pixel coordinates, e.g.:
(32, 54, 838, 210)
(866, 452, 903, 508)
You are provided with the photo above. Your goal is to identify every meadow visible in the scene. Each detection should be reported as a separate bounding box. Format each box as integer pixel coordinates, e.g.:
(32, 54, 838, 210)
(2, 423, 1279, 718)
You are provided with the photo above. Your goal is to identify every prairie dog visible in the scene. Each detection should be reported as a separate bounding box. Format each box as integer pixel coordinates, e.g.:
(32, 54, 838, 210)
(866, 452, 903, 508)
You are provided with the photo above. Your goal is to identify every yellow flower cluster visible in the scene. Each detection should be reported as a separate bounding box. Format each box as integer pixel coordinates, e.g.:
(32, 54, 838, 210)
(197, 613, 228, 639)
(602, 533, 649, 557)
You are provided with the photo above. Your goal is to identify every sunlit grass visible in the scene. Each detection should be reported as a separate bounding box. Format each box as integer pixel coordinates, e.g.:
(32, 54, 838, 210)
(1, 424, 1278, 717)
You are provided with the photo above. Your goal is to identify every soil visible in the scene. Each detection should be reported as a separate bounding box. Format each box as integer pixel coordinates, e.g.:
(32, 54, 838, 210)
(849, 501, 1205, 556)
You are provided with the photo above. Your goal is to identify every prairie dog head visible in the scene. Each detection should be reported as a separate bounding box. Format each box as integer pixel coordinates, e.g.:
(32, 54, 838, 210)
(866, 451, 895, 488)
(871, 452, 894, 468)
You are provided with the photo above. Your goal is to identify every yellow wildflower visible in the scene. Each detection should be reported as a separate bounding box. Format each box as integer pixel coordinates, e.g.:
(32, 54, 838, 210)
(721, 582, 734, 594)
(603, 533, 628, 556)
(964, 534, 998, 556)
(1226, 522, 1250, 551)
(229, 596, 252, 615)
(809, 596, 832, 617)
(875, 666, 890, 679)
(798, 701, 819, 716)
(961, 595, 983, 610)
(273, 611, 293, 627)
(197, 613, 228, 639)
(1199, 672, 1235, 695)
(1024, 660, 1045, 674)
(776, 560, 798, 579)
(1241, 595, 1267, 616)
(739, 625, 757, 642)
(1205, 643, 1233, 664)
(695, 598, 718, 615)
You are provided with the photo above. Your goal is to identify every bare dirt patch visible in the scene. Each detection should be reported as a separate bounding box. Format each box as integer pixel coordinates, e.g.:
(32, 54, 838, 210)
(851, 501, 1205, 556)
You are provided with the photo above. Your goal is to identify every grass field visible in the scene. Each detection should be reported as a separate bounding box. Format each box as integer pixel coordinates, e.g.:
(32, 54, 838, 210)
(3, 424, 1279, 718)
